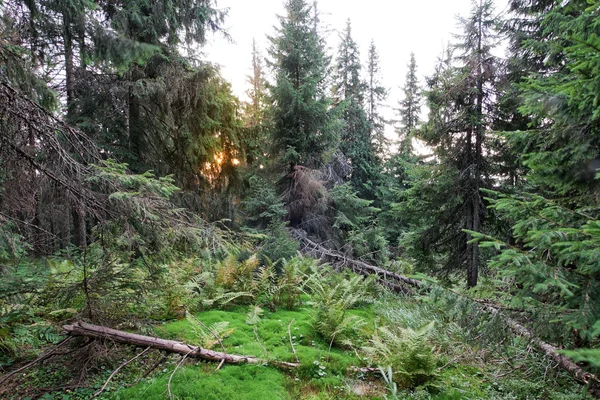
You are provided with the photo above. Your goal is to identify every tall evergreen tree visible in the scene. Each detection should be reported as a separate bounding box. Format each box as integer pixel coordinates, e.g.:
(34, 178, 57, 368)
(396, 53, 421, 156)
(242, 39, 270, 168)
(268, 0, 337, 169)
(366, 40, 388, 156)
(403, 0, 500, 287)
(332, 20, 375, 196)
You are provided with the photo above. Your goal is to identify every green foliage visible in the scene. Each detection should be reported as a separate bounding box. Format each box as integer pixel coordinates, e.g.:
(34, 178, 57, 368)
(396, 52, 422, 155)
(330, 183, 389, 264)
(260, 221, 300, 264)
(364, 322, 439, 389)
(332, 20, 378, 196)
(366, 40, 389, 157)
(268, 0, 339, 168)
(242, 176, 287, 228)
(305, 268, 376, 346)
(471, 190, 600, 341)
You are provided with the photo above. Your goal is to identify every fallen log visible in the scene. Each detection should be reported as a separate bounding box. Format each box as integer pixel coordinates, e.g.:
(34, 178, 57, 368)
(292, 229, 600, 397)
(61, 321, 383, 378)
(292, 230, 420, 291)
(63, 321, 299, 369)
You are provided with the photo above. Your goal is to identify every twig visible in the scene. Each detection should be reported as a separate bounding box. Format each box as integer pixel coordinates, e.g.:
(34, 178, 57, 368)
(287, 319, 299, 363)
(0, 337, 73, 386)
(90, 346, 152, 399)
(216, 359, 225, 371)
(254, 326, 269, 359)
(437, 356, 461, 372)
(168, 350, 193, 400)
(138, 353, 169, 382)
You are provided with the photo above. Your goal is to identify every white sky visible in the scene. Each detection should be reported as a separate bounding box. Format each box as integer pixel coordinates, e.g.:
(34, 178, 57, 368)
(204, 0, 509, 143)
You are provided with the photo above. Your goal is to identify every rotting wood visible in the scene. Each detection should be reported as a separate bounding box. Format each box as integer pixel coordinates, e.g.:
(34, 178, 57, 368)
(291, 229, 600, 397)
(63, 321, 300, 369)
(62, 321, 383, 375)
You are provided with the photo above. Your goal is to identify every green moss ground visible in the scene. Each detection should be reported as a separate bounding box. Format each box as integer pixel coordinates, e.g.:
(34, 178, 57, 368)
(103, 298, 594, 400)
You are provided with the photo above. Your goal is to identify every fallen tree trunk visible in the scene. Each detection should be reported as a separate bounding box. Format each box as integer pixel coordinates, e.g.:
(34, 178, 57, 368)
(292, 229, 600, 396)
(61, 322, 383, 376)
(292, 230, 420, 292)
(63, 321, 299, 369)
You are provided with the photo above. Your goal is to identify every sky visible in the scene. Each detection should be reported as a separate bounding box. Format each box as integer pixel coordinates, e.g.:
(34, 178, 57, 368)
(203, 0, 509, 143)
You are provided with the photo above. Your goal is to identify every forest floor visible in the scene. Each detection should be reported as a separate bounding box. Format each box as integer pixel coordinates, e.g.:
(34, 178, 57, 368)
(3, 289, 593, 400)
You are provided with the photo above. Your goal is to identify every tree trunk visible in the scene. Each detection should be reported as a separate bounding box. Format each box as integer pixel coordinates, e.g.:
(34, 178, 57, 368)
(63, 13, 74, 115)
(128, 84, 143, 168)
(63, 11, 87, 249)
(63, 321, 300, 369)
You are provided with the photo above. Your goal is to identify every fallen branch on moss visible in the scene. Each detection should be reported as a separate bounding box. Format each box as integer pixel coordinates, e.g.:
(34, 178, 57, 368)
(63, 321, 300, 369)
(62, 321, 385, 378)
(292, 229, 600, 397)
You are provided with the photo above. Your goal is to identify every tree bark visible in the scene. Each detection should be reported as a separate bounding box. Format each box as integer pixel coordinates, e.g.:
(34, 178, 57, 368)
(63, 321, 299, 369)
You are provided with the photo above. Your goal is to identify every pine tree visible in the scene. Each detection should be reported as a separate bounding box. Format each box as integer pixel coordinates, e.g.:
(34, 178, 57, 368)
(268, 0, 338, 169)
(332, 20, 375, 196)
(366, 40, 388, 156)
(396, 53, 421, 156)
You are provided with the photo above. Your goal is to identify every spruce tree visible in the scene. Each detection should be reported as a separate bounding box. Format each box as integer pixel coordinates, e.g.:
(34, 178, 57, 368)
(475, 0, 600, 349)
(242, 39, 270, 168)
(332, 20, 375, 196)
(268, 0, 337, 169)
(396, 53, 421, 156)
(366, 40, 388, 156)
(403, 0, 500, 287)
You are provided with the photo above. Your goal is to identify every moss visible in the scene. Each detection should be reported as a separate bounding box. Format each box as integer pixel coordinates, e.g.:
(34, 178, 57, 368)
(110, 364, 287, 400)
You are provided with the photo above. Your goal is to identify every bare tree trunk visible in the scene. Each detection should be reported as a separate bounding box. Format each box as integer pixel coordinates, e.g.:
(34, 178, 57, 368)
(63, 12, 87, 249)
(63, 321, 299, 369)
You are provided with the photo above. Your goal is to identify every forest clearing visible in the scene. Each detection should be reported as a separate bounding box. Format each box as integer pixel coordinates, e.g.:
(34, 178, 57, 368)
(1, 0, 600, 398)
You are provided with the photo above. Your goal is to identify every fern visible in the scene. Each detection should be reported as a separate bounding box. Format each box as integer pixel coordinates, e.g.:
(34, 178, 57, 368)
(363, 322, 438, 389)
(305, 268, 375, 347)
(185, 311, 235, 349)
(246, 305, 264, 325)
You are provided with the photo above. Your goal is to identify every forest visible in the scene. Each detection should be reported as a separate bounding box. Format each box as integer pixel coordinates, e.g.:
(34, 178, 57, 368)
(0, 0, 599, 398)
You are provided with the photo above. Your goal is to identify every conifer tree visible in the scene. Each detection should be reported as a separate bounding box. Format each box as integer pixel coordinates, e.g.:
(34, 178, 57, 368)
(332, 20, 375, 196)
(366, 40, 388, 156)
(242, 39, 270, 167)
(475, 0, 600, 349)
(268, 0, 337, 169)
(403, 0, 500, 287)
(396, 53, 421, 156)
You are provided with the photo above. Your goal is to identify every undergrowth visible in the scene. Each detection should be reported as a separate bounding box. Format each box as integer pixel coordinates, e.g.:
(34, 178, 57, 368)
(1, 255, 595, 399)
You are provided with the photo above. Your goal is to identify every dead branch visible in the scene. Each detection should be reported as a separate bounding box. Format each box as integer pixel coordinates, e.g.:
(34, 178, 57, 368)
(168, 350, 193, 400)
(63, 321, 300, 369)
(0, 337, 74, 386)
(287, 319, 299, 363)
(90, 346, 152, 399)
